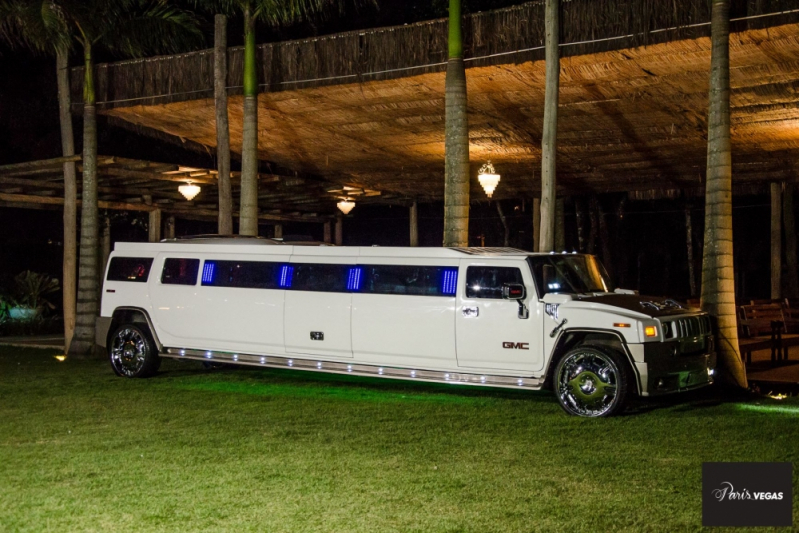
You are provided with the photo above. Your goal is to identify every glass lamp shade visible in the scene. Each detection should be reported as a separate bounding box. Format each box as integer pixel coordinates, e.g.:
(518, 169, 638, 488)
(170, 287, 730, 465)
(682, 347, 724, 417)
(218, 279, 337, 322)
(477, 161, 500, 198)
(478, 173, 501, 198)
(337, 199, 355, 214)
(178, 182, 201, 201)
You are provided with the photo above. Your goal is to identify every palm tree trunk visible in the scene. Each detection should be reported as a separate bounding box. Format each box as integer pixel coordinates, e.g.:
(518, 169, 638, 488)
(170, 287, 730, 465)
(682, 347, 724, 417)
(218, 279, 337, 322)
(215, 14, 232, 235)
(69, 42, 99, 357)
(701, 0, 747, 388)
(57, 49, 77, 352)
(538, 0, 559, 252)
(783, 183, 799, 297)
(442, 0, 469, 247)
(496, 200, 509, 247)
(239, 4, 258, 236)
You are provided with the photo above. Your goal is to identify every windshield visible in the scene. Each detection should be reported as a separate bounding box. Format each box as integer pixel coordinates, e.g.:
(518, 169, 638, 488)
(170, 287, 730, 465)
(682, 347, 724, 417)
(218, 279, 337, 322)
(528, 254, 614, 296)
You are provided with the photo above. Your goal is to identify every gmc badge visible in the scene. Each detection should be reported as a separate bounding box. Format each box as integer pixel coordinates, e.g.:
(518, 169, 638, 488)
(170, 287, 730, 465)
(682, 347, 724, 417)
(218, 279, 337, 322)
(503, 342, 529, 350)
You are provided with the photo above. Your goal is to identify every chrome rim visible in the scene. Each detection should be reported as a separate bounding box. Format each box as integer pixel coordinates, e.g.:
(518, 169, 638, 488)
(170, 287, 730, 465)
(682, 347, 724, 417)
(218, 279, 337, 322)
(110, 328, 147, 377)
(557, 350, 619, 417)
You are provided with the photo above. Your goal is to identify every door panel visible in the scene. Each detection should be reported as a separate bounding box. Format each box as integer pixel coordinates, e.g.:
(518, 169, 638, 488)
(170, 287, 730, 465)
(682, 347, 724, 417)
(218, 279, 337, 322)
(455, 260, 543, 373)
(284, 291, 353, 358)
(352, 293, 456, 368)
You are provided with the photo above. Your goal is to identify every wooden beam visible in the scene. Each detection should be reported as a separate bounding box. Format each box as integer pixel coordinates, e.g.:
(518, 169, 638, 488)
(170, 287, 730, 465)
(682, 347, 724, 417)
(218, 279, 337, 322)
(0, 192, 156, 212)
(0, 155, 81, 174)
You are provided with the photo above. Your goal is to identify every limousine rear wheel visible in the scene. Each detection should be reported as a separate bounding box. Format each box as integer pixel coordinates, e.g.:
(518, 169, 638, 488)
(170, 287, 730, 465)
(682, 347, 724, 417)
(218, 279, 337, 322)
(109, 324, 160, 378)
(554, 345, 631, 417)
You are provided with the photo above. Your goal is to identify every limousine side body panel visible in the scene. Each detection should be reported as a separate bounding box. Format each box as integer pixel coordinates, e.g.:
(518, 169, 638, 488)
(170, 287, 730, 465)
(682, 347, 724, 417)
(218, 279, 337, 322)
(284, 249, 355, 359)
(351, 256, 460, 369)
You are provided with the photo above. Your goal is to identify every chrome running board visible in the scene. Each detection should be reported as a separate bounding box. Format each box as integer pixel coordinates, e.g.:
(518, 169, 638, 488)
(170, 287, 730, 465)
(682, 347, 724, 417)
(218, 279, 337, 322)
(163, 348, 545, 391)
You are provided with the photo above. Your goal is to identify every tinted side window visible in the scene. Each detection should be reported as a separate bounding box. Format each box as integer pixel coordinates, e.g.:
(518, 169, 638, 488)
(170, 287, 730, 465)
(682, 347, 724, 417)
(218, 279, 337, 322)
(161, 258, 200, 285)
(291, 264, 349, 292)
(363, 265, 455, 296)
(107, 257, 153, 282)
(466, 267, 524, 299)
(201, 260, 280, 289)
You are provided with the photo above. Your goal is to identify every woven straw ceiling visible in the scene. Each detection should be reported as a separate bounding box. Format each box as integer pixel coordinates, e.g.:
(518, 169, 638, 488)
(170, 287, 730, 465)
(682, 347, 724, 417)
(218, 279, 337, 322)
(105, 22, 799, 204)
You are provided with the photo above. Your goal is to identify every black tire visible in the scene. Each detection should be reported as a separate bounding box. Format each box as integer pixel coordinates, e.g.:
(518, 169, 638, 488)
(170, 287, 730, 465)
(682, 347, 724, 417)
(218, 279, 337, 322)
(553, 344, 632, 417)
(108, 323, 160, 378)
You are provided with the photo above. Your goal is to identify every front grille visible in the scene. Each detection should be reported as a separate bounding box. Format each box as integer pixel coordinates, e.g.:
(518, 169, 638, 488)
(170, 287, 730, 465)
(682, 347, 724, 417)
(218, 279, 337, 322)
(662, 315, 711, 339)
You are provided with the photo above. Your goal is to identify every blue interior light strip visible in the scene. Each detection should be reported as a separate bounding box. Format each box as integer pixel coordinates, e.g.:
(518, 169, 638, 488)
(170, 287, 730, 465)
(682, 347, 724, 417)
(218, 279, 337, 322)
(201, 262, 216, 284)
(279, 265, 294, 288)
(347, 267, 363, 291)
(441, 269, 458, 295)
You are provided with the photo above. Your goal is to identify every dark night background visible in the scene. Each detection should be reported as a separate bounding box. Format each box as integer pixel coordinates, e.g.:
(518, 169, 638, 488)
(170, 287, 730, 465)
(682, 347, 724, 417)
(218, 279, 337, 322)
(0, 0, 773, 309)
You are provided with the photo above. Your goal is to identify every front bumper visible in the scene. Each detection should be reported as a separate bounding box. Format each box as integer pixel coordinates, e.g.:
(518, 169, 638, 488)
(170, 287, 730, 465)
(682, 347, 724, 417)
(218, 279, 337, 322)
(631, 338, 716, 396)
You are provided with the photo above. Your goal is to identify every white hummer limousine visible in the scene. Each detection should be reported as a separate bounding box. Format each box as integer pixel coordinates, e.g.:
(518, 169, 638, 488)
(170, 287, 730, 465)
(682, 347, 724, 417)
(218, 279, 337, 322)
(97, 236, 716, 417)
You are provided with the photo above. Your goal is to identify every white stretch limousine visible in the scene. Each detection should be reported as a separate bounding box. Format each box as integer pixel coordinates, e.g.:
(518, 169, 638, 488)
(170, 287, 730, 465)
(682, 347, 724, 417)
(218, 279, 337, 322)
(97, 237, 716, 417)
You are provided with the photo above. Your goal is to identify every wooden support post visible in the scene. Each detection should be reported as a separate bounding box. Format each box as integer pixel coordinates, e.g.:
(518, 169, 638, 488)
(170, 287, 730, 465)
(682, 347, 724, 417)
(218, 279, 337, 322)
(772, 182, 782, 300)
(575, 198, 586, 253)
(335, 215, 343, 246)
(555, 197, 565, 252)
(165, 215, 176, 240)
(410, 201, 419, 247)
(274, 223, 283, 239)
(783, 183, 799, 298)
(149, 209, 162, 243)
(101, 216, 111, 279)
(323, 221, 332, 244)
(532, 197, 541, 252)
(685, 206, 697, 297)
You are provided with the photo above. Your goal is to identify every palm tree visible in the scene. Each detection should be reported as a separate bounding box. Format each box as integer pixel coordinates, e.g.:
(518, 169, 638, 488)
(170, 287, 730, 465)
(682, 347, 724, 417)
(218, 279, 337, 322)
(701, 0, 747, 388)
(442, 0, 469, 247)
(215, 13, 233, 234)
(196, 1, 347, 236)
(1, 0, 77, 351)
(538, 0, 559, 252)
(60, 0, 200, 356)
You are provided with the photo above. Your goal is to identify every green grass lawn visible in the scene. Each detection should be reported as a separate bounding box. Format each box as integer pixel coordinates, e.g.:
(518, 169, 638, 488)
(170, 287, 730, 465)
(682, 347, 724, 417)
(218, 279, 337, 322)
(1, 347, 797, 532)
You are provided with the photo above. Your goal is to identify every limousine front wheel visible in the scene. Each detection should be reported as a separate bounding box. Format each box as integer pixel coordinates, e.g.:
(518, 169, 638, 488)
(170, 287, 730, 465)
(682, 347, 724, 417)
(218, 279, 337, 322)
(554, 345, 631, 417)
(109, 324, 160, 378)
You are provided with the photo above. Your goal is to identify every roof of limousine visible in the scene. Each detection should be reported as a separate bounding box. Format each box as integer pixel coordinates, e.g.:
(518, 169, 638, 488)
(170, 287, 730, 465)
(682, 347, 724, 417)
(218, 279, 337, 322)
(112, 238, 554, 258)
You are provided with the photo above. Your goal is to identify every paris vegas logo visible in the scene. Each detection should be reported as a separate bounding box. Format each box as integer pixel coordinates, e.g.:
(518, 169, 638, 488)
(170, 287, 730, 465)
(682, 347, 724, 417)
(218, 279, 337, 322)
(711, 481, 784, 502)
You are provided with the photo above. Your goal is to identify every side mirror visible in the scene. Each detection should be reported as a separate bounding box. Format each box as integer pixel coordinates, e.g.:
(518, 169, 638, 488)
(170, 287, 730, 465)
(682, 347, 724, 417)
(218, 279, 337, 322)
(502, 283, 529, 319)
(502, 283, 526, 300)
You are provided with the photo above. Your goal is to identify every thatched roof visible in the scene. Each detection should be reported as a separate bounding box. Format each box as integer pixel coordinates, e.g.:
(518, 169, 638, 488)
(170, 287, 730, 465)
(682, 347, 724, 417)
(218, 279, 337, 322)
(67, 0, 799, 208)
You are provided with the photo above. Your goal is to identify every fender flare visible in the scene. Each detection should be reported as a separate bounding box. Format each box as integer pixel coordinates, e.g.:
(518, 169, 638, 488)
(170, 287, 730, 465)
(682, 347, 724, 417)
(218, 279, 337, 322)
(544, 328, 643, 395)
(106, 307, 164, 352)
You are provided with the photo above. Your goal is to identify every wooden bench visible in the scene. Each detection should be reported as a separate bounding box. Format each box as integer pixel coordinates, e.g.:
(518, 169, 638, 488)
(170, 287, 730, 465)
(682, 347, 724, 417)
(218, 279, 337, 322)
(739, 303, 799, 365)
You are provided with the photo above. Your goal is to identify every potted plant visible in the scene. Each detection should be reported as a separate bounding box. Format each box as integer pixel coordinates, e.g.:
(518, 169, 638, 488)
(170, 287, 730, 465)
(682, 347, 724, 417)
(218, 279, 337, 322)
(8, 271, 60, 321)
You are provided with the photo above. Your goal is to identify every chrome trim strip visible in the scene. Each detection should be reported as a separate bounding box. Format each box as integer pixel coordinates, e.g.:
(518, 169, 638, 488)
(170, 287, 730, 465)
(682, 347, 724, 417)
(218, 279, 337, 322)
(162, 348, 545, 390)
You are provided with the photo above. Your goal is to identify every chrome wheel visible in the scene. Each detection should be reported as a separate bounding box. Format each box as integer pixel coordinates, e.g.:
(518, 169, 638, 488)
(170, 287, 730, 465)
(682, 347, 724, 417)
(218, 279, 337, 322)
(110, 327, 149, 377)
(555, 347, 623, 417)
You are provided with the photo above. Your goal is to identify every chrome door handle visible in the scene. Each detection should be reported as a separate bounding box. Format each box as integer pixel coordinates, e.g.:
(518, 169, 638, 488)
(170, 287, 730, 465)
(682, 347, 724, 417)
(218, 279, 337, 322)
(462, 306, 479, 318)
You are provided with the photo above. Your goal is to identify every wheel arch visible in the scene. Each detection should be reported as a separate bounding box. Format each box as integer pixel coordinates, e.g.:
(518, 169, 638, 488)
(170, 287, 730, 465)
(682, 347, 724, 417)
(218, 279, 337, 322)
(107, 307, 163, 351)
(543, 329, 641, 395)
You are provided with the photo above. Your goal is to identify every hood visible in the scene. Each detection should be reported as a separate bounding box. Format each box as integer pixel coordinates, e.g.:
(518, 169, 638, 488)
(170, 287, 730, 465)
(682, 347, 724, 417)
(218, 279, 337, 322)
(570, 293, 695, 318)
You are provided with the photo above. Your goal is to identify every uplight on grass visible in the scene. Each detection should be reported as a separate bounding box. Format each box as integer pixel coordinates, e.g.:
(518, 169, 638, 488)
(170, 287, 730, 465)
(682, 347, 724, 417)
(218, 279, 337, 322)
(54, 355, 66, 362)
(737, 403, 799, 415)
